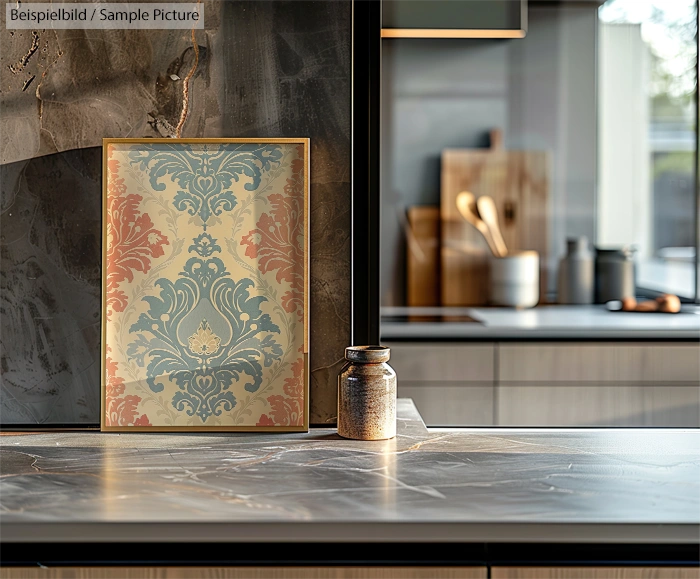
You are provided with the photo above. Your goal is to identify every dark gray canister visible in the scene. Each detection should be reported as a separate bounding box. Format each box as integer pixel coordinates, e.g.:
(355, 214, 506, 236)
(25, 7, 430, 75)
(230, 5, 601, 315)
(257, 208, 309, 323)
(595, 247, 636, 303)
(557, 237, 594, 304)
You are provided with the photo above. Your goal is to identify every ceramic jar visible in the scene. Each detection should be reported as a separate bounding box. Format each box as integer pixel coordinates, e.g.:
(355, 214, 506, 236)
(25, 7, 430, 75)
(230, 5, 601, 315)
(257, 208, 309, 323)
(489, 250, 540, 308)
(337, 346, 396, 440)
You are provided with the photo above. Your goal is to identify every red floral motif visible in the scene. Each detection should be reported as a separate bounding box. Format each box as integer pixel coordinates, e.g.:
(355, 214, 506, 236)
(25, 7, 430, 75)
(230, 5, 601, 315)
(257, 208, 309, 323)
(104, 347, 151, 427)
(241, 146, 304, 318)
(256, 414, 275, 427)
(258, 355, 304, 427)
(105, 154, 169, 320)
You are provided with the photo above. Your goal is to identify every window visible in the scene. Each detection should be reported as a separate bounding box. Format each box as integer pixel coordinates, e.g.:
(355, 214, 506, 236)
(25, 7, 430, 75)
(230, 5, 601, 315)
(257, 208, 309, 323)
(598, 0, 698, 299)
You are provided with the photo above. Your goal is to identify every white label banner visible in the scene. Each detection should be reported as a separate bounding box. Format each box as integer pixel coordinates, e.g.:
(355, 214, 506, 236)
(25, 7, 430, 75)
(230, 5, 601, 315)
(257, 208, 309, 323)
(6, 2, 204, 29)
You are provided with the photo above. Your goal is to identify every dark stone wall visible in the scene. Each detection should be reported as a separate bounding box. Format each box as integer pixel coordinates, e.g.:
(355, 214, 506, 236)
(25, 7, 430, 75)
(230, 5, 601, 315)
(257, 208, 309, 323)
(1, 149, 102, 423)
(0, 1, 351, 425)
(221, 1, 351, 425)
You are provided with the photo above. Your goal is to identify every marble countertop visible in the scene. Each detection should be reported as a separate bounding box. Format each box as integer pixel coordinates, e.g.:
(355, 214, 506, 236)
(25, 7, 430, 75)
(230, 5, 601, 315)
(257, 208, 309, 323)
(1, 400, 699, 544)
(381, 305, 700, 340)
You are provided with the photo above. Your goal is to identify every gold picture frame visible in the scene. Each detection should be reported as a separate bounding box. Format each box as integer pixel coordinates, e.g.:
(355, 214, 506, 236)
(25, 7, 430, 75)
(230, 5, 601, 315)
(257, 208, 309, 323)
(101, 138, 309, 432)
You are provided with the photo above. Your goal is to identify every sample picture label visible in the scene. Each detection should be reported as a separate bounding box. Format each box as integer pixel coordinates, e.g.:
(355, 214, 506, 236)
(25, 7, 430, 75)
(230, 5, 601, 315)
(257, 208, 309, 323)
(6, 2, 203, 29)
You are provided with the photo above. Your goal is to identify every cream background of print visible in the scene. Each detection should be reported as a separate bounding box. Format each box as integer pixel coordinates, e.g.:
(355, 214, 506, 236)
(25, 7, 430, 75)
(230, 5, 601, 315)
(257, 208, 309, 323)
(102, 139, 308, 431)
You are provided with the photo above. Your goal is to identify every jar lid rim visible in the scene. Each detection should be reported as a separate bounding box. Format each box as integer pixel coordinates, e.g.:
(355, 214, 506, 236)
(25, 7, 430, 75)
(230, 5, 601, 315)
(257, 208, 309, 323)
(345, 346, 390, 363)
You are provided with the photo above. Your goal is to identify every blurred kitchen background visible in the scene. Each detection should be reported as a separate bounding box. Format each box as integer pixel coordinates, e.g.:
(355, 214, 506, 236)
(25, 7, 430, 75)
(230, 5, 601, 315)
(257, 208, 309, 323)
(379, 0, 700, 428)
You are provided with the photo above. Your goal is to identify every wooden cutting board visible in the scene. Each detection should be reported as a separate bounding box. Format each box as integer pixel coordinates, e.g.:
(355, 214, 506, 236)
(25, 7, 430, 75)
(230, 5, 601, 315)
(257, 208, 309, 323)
(441, 147, 550, 306)
(406, 206, 441, 307)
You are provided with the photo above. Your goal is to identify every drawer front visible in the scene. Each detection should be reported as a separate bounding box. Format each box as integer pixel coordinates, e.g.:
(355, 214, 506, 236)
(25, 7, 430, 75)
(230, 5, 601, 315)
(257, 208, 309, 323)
(497, 383, 700, 427)
(492, 567, 699, 579)
(398, 383, 494, 426)
(499, 343, 700, 383)
(0, 568, 488, 579)
(384, 342, 495, 382)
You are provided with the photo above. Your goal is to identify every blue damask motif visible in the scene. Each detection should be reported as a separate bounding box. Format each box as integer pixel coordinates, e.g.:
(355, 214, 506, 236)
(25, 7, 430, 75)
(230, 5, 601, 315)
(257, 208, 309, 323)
(189, 233, 221, 257)
(128, 143, 283, 229)
(127, 253, 284, 422)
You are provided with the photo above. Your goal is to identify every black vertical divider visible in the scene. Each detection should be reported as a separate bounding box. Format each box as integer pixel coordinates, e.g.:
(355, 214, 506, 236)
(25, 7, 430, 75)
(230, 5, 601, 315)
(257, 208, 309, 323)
(351, 0, 382, 345)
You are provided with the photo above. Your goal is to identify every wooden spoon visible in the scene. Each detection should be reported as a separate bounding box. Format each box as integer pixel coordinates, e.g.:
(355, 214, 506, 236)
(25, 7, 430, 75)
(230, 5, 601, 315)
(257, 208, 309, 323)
(455, 191, 499, 257)
(476, 195, 508, 257)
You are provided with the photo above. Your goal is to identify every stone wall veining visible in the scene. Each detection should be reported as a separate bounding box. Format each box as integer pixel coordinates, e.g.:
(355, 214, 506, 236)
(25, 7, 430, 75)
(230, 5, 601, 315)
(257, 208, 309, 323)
(0, 0, 351, 425)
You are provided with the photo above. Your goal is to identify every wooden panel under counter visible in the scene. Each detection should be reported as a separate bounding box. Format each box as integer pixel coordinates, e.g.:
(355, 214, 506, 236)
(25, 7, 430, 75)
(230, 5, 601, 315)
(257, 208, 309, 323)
(0, 568, 488, 579)
(492, 568, 699, 579)
(398, 382, 494, 426)
(497, 383, 700, 427)
(386, 342, 494, 426)
(497, 341, 700, 426)
(384, 342, 495, 382)
(498, 342, 700, 383)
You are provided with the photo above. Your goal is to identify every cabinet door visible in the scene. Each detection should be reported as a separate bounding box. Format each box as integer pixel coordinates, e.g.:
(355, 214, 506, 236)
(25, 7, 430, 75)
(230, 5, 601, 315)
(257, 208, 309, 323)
(498, 343, 700, 383)
(497, 383, 700, 427)
(496, 342, 700, 427)
(385, 343, 495, 382)
(492, 567, 699, 579)
(385, 342, 495, 427)
(0, 567, 488, 579)
(399, 382, 494, 426)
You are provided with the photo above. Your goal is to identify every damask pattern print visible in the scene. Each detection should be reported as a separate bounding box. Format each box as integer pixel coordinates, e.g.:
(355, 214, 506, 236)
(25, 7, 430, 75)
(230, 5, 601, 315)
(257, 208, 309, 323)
(241, 144, 305, 319)
(103, 141, 307, 430)
(104, 152, 168, 427)
(127, 253, 283, 422)
(128, 144, 284, 230)
(105, 156, 169, 321)
(104, 346, 152, 427)
(257, 351, 304, 427)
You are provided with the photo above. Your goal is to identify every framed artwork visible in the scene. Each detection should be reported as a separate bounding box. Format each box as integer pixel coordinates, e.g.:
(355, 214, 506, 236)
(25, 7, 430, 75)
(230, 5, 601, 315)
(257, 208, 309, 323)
(102, 138, 309, 432)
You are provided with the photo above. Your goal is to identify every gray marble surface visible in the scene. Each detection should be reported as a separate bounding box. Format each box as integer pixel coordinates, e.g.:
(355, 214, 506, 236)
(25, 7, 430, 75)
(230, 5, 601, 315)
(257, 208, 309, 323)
(381, 305, 700, 340)
(1, 400, 698, 543)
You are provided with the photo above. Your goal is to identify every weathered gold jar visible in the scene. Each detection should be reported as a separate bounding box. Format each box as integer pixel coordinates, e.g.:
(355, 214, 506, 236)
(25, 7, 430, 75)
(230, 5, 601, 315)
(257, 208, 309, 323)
(337, 346, 396, 440)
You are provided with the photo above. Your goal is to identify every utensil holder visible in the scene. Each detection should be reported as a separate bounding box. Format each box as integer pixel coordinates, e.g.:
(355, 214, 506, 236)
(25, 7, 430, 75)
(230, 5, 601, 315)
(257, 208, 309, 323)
(489, 251, 539, 308)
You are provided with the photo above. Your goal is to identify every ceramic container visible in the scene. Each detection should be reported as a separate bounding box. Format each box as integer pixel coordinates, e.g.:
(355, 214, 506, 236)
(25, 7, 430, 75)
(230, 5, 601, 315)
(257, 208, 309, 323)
(557, 237, 594, 304)
(489, 250, 539, 308)
(338, 346, 396, 440)
(595, 247, 635, 303)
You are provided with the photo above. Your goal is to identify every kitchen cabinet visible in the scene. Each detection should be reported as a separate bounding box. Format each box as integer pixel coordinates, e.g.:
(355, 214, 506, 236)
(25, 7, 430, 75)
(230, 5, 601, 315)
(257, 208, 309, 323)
(389, 343, 495, 382)
(492, 568, 699, 579)
(381, 0, 527, 38)
(390, 343, 495, 425)
(0, 568, 488, 579)
(497, 342, 700, 426)
(384, 341, 700, 427)
(497, 383, 699, 426)
(498, 343, 700, 382)
(399, 383, 494, 426)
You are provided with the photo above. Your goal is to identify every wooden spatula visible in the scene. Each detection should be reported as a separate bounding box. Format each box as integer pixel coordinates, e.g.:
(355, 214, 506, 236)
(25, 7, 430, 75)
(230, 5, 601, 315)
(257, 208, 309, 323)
(476, 195, 508, 257)
(455, 191, 499, 257)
